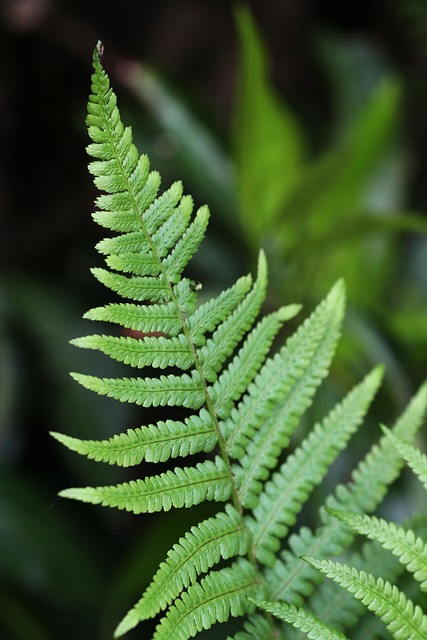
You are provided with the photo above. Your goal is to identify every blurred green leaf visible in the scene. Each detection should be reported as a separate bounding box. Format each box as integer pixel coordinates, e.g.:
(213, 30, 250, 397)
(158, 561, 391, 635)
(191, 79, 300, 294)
(305, 76, 402, 230)
(233, 5, 305, 243)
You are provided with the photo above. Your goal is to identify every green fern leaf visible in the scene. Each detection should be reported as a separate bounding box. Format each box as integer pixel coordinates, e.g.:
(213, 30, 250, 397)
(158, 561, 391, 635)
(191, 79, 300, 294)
(249, 366, 383, 566)
(304, 557, 427, 640)
(59, 457, 231, 513)
(90, 268, 170, 302)
(213, 303, 301, 419)
(115, 505, 249, 635)
(231, 280, 345, 508)
(250, 599, 350, 639)
(267, 381, 427, 605)
(151, 559, 258, 640)
(55, 44, 427, 640)
(198, 251, 268, 382)
(307, 534, 408, 632)
(187, 275, 252, 346)
(82, 301, 183, 335)
(70, 371, 204, 408)
(162, 206, 210, 282)
(51, 409, 216, 465)
(71, 333, 194, 370)
(327, 508, 427, 591)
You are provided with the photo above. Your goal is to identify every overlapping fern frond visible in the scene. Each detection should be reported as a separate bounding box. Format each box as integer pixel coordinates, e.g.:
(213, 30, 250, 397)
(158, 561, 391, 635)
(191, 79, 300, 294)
(53, 45, 427, 639)
(265, 429, 427, 640)
(306, 432, 427, 640)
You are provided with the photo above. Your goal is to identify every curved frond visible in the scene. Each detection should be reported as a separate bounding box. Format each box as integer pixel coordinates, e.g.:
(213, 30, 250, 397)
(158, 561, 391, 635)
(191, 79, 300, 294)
(115, 505, 248, 636)
(198, 251, 268, 383)
(267, 381, 427, 604)
(152, 559, 258, 640)
(55, 44, 427, 640)
(308, 536, 405, 631)
(304, 557, 427, 640)
(213, 303, 301, 419)
(250, 599, 350, 640)
(328, 508, 427, 592)
(230, 279, 345, 508)
(50, 409, 216, 465)
(59, 457, 231, 513)
(249, 366, 383, 566)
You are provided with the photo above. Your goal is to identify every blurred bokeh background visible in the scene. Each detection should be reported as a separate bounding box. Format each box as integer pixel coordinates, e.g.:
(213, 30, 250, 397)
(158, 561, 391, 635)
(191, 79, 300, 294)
(1, 1, 427, 638)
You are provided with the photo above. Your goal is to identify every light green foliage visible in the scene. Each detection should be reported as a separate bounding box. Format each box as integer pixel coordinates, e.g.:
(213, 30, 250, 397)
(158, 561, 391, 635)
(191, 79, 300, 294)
(304, 557, 427, 640)
(327, 508, 427, 591)
(233, 5, 304, 243)
(288, 431, 427, 639)
(232, 6, 427, 374)
(54, 47, 427, 639)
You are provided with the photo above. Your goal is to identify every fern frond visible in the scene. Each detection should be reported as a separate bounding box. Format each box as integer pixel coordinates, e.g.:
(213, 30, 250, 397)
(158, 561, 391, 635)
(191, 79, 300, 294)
(71, 333, 194, 370)
(70, 371, 204, 408)
(59, 457, 231, 513)
(249, 366, 383, 566)
(213, 303, 301, 419)
(82, 299, 185, 334)
(231, 280, 345, 508)
(198, 252, 268, 383)
(90, 268, 170, 302)
(383, 426, 427, 490)
(327, 508, 427, 591)
(307, 535, 406, 631)
(187, 275, 252, 346)
(115, 505, 248, 636)
(250, 599, 350, 640)
(151, 559, 258, 640)
(304, 557, 427, 640)
(267, 381, 427, 604)
(51, 409, 216, 465)
(56, 44, 427, 640)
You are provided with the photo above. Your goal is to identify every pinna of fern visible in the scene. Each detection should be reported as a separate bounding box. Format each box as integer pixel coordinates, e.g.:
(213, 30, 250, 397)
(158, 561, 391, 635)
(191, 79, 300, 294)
(255, 429, 427, 640)
(52, 44, 427, 640)
(306, 429, 427, 640)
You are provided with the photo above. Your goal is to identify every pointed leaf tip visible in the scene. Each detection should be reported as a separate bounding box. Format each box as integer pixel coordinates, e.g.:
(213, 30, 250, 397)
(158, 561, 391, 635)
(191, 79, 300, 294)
(96, 40, 104, 58)
(257, 249, 268, 277)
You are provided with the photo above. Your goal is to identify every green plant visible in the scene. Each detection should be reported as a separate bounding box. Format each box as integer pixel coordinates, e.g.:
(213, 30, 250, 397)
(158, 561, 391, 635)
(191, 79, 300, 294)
(253, 429, 427, 639)
(52, 45, 427, 639)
